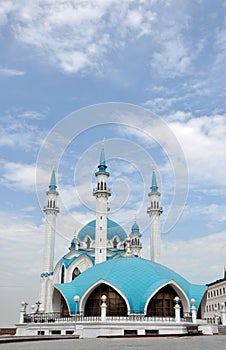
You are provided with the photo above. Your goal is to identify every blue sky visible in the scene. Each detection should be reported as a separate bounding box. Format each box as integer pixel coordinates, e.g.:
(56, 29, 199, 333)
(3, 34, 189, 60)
(0, 0, 226, 326)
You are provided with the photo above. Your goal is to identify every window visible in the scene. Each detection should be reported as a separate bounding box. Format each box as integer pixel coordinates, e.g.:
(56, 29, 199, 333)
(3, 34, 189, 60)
(147, 285, 183, 318)
(72, 267, 81, 280)
(223, 287, 225, 294)
(61, 265, 65, 283)
(100, 227, 102, 230)
(84, 283, 127, 316)
(100, 216, 102, 220)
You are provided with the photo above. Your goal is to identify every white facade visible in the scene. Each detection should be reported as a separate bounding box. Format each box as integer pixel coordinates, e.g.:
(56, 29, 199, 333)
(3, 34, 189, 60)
(204, 267, 226, 324)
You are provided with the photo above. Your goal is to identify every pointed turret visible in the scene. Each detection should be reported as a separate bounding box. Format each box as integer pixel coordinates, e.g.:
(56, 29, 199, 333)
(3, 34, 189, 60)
(129, 220, 142, 257)
(93, 142, 111, 264)
(48, 169, 57, 193)
(151, 170, 158, 193)
(147, 169, 163, 262)
(97, 140, 108, 173)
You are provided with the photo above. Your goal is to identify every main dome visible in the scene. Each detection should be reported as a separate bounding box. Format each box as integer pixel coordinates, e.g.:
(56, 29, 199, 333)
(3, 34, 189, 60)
(77, 218, 127, 242)
(56, 257, 207, 314)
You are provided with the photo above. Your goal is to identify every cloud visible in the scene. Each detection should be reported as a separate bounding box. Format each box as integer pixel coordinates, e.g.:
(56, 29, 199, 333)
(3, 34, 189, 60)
(0, 111, 44, 149)
(161, 230, 226, 284)
(0, 68, 25, 76)
(167, 113, 226, 187)
(0, 161, 50, 191)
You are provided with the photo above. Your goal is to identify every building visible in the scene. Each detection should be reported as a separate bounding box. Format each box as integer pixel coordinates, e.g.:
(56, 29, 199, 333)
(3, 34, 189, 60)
(204, 267, 226, 324)
(16, 144, 212, 337)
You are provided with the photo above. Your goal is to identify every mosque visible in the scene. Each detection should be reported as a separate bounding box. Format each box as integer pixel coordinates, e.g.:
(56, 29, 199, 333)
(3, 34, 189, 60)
(16, 145, 213, 337)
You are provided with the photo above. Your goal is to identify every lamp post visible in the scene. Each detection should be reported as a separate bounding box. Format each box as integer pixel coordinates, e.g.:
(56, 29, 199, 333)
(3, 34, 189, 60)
(191, 298, 197, 324)
(101, 295, 107, 322)
(35, 300, 42, 313)
(19, 301, 28, 323)
(174, 296, 181, 323)
(73, 295, 80, 335)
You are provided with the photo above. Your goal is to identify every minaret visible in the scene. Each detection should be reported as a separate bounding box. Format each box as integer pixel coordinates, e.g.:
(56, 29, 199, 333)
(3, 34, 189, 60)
(39, 169, 59, 312)
(93, 142, 111, 264)
(129, 220, 142, 257)
(147, 169, 163, 262)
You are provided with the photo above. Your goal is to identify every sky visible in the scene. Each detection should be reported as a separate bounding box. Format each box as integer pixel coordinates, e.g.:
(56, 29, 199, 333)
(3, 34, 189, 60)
(0, 0, 226, 327)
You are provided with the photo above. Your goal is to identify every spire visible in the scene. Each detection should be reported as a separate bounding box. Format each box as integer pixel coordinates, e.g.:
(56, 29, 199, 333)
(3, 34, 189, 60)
(150, 169, 158, 193)
(97, 140, 107, 173)
(48, 169, 57, 193)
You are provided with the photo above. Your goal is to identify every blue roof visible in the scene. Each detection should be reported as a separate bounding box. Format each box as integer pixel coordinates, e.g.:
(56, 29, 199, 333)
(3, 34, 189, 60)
(55, 257, 207, 314)
(131, 222, 140, 234)
(150, 170, 159, 193)
(48, 169, 57, 193)
(77, 218, 127, 242)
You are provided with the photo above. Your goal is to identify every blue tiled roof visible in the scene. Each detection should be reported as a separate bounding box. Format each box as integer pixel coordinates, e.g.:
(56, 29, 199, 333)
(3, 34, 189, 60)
(77, 218, 127, 242)
(55, 257, 207, 314)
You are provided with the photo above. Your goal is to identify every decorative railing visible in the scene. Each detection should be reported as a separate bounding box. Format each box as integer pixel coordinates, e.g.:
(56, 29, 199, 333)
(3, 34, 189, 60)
(23, 313, 192, 324)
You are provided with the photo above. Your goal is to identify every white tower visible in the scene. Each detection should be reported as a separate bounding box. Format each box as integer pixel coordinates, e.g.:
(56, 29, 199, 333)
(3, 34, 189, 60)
(129, 220, 142, 257)
(39, 169, 59, 312)
(147, 170, 163, 262)
(93, 143, 111, 264)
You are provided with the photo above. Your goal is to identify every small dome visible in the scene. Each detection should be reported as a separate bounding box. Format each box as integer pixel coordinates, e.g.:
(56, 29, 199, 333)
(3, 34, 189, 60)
(131, 222, 140, 234)
(77, 218, 127, 242)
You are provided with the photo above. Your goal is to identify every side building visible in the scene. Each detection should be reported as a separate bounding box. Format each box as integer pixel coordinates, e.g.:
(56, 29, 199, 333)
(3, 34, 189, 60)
(204, 267, 226, 324)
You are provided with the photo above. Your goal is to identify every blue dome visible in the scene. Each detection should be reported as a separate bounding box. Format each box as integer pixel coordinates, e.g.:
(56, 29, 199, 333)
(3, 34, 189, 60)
(56, 257, 207, 314)
(131, 222, 140, 234)
(77, 218, 127, 242)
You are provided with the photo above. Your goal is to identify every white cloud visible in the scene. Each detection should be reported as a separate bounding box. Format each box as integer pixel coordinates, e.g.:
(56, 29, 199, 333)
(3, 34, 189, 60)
(0, 112, 44, 149)
(0, 68, 25, 76)
(0, 161, 50, 191)
(0, 0, 175, 74)
(161, 230, 226, 284)
(167, 113, 226, 186)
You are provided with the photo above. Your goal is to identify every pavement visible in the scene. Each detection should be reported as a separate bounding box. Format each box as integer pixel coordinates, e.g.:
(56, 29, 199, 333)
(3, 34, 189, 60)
(0, 335, 226, 350)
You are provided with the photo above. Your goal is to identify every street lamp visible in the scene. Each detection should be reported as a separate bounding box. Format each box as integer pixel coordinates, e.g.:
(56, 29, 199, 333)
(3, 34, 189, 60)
(20, 301, 28, 323)
(35, 300, 42, 313)
(73, 295, 80, 336)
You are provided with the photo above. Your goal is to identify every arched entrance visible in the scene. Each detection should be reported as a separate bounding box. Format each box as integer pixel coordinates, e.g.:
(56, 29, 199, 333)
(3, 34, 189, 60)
(84, 283, 127, 316)
(147, 285, 183, 317)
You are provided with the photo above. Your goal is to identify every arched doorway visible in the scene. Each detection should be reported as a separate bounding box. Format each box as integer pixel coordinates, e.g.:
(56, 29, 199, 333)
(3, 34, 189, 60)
(84, 283, 127, 316)
(147, 285, 183, 317)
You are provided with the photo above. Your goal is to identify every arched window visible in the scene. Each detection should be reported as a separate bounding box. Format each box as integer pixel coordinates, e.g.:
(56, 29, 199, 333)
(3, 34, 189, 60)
(50, 200, 52, 208)
(146, 285, 183, 318)
(61, 265, 65, 284)
(84, 283, 127, 316)
(101, 181, 103, 190)
(104, 182, 107, 190)
(113, 238, 118, 248)
(97, 182, 100, 190)
(72, 267, 81, 280)
(86, 237, 91, 249)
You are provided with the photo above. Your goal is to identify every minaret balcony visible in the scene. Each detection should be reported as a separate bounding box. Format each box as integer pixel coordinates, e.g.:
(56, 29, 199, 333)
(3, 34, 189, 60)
(93, 188, 111, 195)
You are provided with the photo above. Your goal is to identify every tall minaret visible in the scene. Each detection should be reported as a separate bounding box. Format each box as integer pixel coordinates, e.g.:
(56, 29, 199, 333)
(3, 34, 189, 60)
(39, 169, 59, 312)
(93, 142, 111, 264)
(147, 169, 163, 262)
